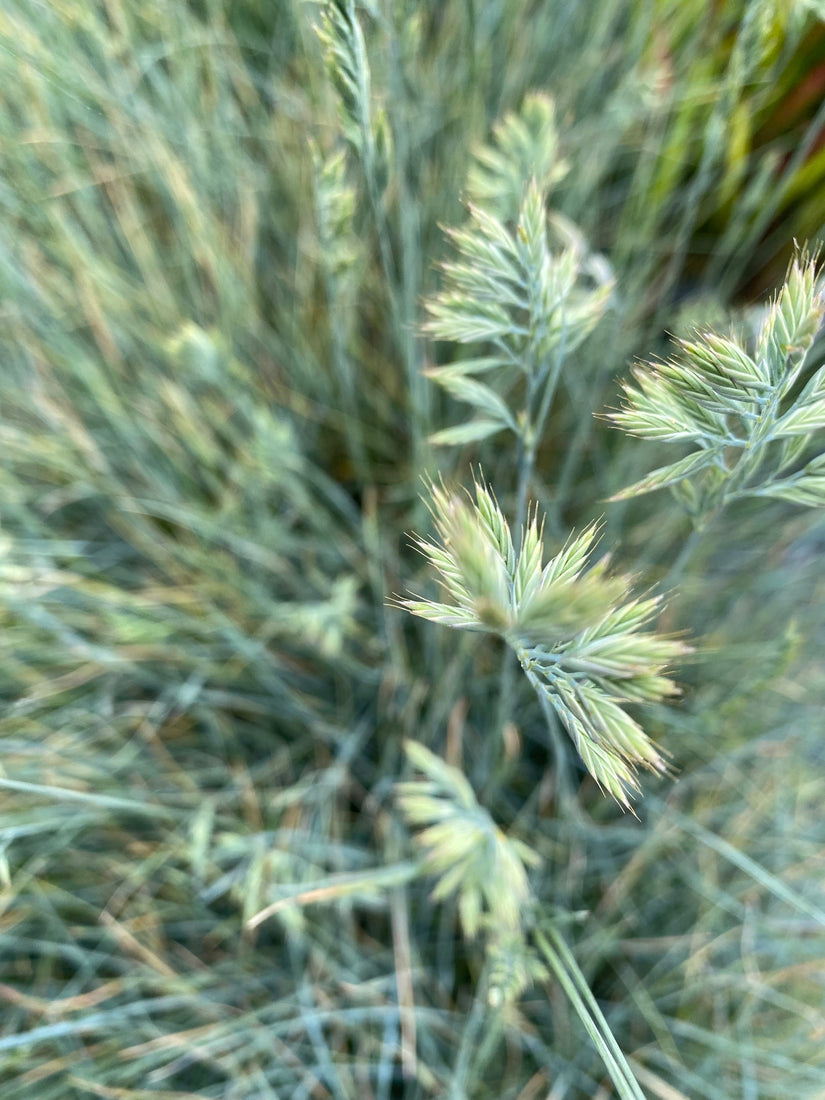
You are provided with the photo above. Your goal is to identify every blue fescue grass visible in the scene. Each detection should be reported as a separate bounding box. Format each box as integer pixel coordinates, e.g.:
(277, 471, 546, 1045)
(1, 1, 825, 1097)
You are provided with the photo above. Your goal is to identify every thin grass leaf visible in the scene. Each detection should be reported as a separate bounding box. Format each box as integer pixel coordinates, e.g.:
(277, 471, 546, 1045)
(535, 927, 648, 1100)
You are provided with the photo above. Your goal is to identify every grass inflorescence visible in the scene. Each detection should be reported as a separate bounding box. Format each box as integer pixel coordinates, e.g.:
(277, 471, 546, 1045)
(2, 1, 825, 1097)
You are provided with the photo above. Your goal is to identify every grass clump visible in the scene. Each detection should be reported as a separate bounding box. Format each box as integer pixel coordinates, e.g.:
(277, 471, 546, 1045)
(1, 1, 825, 1098)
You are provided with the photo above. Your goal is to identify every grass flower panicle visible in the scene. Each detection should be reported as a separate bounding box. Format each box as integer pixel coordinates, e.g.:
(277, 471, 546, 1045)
(400, 476, 688, 806)
(610, 251, 825, 518)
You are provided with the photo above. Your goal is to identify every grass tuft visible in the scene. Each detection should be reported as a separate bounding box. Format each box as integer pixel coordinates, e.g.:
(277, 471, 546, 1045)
(1, 1, 825, 1097)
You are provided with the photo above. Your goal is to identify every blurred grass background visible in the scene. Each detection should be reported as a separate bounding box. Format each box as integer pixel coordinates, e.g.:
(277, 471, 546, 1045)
(1, 0, 825, 1096)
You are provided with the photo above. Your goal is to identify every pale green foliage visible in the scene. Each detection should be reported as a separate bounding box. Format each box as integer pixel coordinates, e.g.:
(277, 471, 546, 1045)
(424, 177, 614, 447)
(4, 2, 825, 1097)
(465, 91, 570, 220)
(396, 741, 540, 941)
(400, 478, 688, 805)
(611, 252, 825, 517)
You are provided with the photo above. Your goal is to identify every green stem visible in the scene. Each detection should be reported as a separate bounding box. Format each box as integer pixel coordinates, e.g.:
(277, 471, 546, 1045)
(491, 407, 539, 777)
(535, 335, 567, 451)
(660, 523, 704, 592)
(514, 433, 534, 552)
(534, 349, 569, 533)
(448, 960, 491, 1100)
(491, 323, 569, 787)
(355, 15, 426, 487)
(319, 262, 370, 486)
